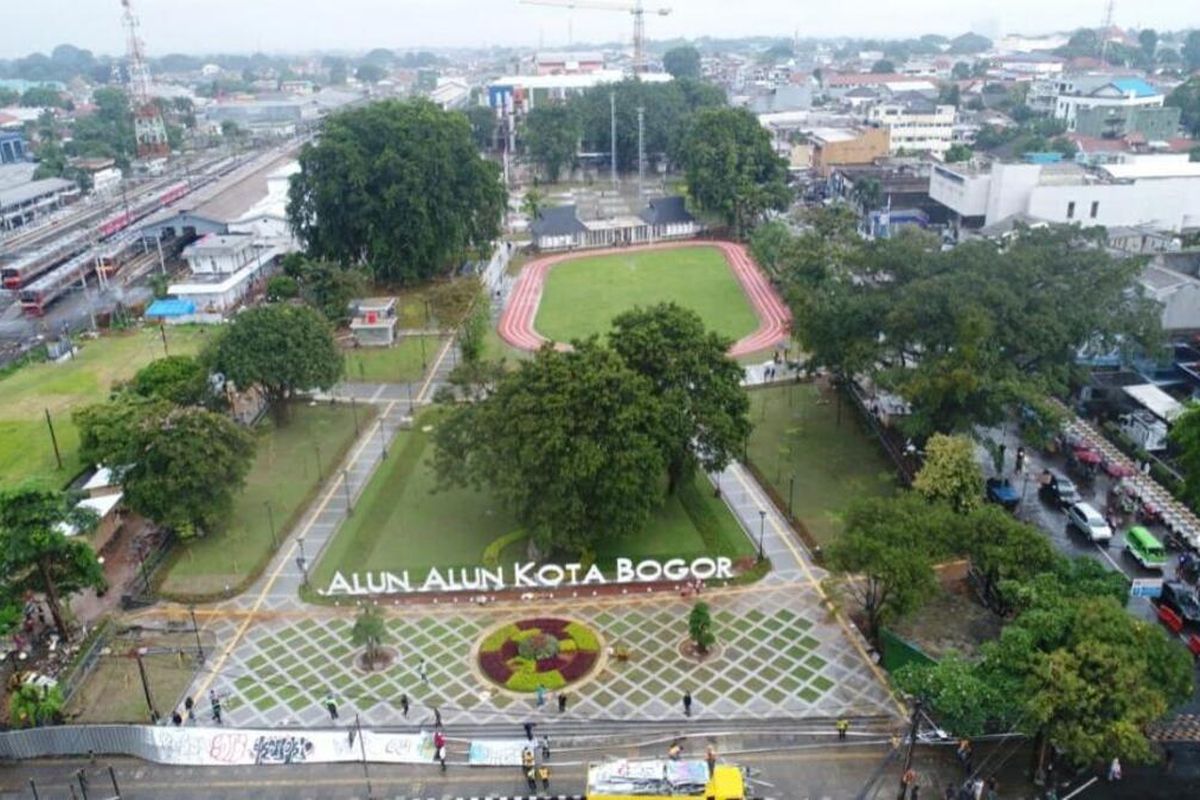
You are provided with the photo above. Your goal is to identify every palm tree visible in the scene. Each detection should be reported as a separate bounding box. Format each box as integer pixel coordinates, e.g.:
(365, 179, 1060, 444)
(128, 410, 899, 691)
(852, 178, 883, 213)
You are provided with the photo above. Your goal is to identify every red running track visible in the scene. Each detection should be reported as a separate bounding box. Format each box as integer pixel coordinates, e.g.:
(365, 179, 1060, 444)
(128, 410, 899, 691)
(498, 241, 791, 358)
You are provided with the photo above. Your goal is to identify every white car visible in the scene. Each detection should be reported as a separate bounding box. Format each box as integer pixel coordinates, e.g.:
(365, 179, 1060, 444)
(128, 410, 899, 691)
(1066, 502, 1113, 545)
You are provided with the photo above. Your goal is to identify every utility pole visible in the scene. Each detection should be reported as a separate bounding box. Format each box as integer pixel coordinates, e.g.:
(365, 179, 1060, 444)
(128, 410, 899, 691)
(896, 698, 922, 800)
(44, 408, 63, 470)
(134, 648, 158, 722)
(610, 92, 617, 188)
(354, 714, 374, 799)
(188, 605, 205, 665)
(342, 469, 354, 515)
(637, 105, 645, 205)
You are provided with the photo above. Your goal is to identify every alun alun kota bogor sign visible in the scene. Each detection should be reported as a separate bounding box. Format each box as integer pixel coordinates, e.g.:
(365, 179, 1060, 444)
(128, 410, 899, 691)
(321, 557, 736, 596)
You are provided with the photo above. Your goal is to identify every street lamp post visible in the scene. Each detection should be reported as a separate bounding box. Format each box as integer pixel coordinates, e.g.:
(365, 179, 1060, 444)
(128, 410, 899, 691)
(342, 469, 354, 515)
(350, 397, 360, 435)
(314, 444, 324, 483)
(264, 500, 278, 548)
(757, 510, 766, 562)
(788, 476, 795, 520)
(377, 418, 388, 459)
(296, 537, 310, 589)
(188, 605, 205, 665)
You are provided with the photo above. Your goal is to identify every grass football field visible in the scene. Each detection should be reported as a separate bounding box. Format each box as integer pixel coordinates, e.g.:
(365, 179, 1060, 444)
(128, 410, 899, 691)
(534, 247, 759, 344)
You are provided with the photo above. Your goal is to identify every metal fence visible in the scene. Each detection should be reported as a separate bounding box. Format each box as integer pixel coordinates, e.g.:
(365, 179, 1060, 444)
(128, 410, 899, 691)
(0, 725, 163, 763)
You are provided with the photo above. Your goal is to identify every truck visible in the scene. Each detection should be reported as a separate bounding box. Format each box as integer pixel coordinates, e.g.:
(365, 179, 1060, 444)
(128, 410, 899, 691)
(1119, 410, 1169, 453)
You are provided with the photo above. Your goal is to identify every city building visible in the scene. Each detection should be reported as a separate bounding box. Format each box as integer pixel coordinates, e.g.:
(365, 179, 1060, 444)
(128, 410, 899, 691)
(0, 130, 27, 164)
(487, 71, 671, 115)
(809, 126, 891, 176)
(930, 154, 1200, 233)
(1071, 104, 1180, 142)
(429, 77, 470, 110)
(865, 97, 956, 155)
(169, 232, 270, 313)
(991, 53, 1066, 79)
(821, 73, 938, 99)
(1051, 76, 1167, 132)
(531, 196, 699, 251)
(0, 176, 78, 231)
(536, 51, 605, 75)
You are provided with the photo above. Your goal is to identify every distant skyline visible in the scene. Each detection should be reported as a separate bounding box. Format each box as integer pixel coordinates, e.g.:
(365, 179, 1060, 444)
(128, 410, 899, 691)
(3, 0, 1198, 60)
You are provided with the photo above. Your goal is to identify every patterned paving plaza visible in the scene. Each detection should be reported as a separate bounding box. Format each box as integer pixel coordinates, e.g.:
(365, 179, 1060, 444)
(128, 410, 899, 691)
(197, 581, 899, 728)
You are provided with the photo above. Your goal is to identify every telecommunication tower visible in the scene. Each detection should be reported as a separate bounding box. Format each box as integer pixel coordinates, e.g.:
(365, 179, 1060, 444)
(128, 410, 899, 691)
(121, 0, 169, 159)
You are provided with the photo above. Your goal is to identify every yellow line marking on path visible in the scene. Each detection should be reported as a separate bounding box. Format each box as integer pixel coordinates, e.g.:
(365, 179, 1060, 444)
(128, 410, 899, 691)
(192, 338, 457, 699)
(728, 466, 908, 719)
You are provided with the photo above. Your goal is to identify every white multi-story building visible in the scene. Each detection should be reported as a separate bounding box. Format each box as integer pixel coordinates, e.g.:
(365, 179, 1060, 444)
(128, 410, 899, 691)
(865, 97, 955, 155)
(930, 154, 1200, 234)
(1051, 76, 1165, 129)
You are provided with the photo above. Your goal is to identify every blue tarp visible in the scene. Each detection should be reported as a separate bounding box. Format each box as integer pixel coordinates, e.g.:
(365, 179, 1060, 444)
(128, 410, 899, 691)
(145, 298, 196, 318)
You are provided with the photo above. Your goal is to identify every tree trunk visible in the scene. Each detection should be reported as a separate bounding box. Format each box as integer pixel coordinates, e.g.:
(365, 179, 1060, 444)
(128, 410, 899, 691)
(37, 559, 70, 642)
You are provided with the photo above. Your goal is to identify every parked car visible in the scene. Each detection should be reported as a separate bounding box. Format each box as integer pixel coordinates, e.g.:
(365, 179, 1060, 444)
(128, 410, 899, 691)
(1123, 526, 1167, 570)
(1157, 581, 1200, 626)
(1066, 502, 1113, 544)
(985, 477, 1020, 510)
(1039, 469, 1081, 508)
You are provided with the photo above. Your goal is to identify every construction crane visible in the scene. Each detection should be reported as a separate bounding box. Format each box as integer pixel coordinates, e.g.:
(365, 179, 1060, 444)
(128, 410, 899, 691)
(120, 0, 169, 160)
(520, 0, 672, 74)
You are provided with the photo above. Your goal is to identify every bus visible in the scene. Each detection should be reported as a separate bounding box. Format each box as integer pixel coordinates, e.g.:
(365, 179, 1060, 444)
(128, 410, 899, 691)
(586, 759, 747, 800)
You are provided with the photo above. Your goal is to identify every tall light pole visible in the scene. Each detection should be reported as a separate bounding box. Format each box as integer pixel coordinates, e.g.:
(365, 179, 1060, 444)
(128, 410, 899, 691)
(264, 500, 278, 549)
(610, 92, 617, 188)
(757, 509, 766, 562)
(189, 605, 205, 665)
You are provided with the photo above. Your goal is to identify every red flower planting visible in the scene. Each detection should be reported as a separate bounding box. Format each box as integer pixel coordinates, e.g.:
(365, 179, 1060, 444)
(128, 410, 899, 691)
(478, 618, 601, 691)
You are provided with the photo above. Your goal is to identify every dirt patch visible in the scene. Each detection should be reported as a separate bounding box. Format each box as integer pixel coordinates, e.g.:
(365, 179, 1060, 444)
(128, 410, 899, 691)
(352, 646, 399, 674)
(890, 582, 1003, 661)
(676, 637, 724, 664)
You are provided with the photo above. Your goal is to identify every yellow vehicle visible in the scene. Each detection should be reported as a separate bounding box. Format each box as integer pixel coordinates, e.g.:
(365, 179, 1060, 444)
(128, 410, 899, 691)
(586, 759, 746, 799)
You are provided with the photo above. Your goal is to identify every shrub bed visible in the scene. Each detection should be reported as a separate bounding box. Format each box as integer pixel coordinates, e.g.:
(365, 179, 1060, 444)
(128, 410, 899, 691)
(478, 617, 600, 692)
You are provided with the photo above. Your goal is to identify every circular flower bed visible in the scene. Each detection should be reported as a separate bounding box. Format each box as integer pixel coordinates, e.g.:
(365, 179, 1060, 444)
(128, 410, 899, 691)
(478, 618, 600, 692)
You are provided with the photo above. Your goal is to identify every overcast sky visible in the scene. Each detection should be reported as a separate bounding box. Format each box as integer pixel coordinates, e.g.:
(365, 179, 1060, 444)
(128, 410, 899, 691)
(4, 0, 1197, 59)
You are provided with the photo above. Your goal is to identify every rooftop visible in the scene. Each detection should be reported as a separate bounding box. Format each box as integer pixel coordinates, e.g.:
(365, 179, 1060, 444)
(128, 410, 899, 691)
(183, 232, 256, 257)
(1101, 157, 1200, 180)
(0, 177, 75, 209)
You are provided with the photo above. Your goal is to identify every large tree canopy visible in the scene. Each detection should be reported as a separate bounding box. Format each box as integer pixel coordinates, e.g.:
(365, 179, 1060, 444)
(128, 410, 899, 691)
(784, 214, 1160, 440)
(433, 341, 666, 556)
(523, 104, 581, 182)
(0, 488, 105, 641)
(680, 106, 790, 237)
(287, 99, 506, 283)
(662, 46, 702, 80)
(609, 303, 749, 493)
(75, 399, 255, 539)
(212, 303, 344, 420)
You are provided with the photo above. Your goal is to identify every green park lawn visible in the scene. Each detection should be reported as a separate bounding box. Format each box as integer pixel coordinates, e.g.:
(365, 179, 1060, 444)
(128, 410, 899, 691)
(534, 246, 759, 344)
(343, 335, 444, 383)
(158, 403, 365, 599)
(0, 326, 208, 489)
(746, 383, 897, 546)
(310, 413, 754, 589)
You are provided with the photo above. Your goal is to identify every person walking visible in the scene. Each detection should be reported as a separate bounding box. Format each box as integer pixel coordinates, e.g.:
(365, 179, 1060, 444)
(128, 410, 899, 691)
(535, 683, 546, 708)
(540, 734, 551, 761)
(525, 767, 538, 794)
(557, 692, 568, 713)
(705, 745, 717, 777)
(184, 696, 195, 724)
(433, 706, 442, 729)
(418, 658, 428, 685)
(400, 693, 409, 718)
(522, 746, 535, 771)
(324, 692, 338, 722)
(836, 717, 849, 741)
(433, 730, 446, 773)
(523, 721, 535, 741)
(538, 764, 550, 793)
(171, 710, 183, 726)
(1107, 757, 1122, 781)
(682, 689, 692, 717)
(209, 690, 222, 725)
